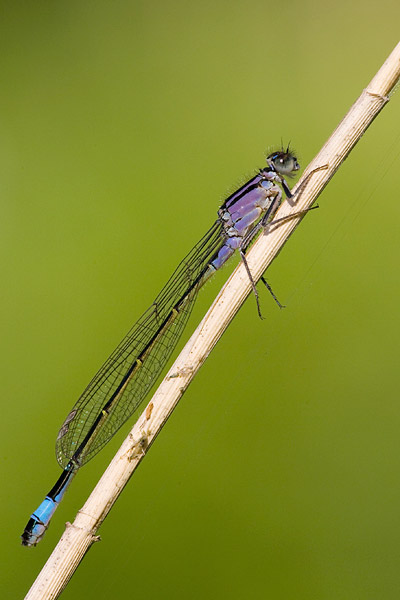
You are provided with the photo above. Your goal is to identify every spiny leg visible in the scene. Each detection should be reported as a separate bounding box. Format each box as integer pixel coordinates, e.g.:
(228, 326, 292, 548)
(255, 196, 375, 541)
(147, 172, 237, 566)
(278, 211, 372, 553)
(240, 249, 284, 318)
(268, 205, 319, 230)
(239, 206, 319, 316)
(239, 249, 264, 320)
(259, 276, 285, 309)
(255, 203, 321, 310)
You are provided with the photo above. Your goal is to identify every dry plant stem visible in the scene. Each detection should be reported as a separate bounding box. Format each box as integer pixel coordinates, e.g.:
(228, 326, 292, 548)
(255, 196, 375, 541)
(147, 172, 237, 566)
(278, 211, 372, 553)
(25, 41, 400, 600)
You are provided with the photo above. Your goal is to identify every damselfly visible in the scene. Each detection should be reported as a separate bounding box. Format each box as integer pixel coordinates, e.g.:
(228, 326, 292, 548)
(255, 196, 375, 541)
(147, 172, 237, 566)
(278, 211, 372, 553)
(21, 148, 300, 546)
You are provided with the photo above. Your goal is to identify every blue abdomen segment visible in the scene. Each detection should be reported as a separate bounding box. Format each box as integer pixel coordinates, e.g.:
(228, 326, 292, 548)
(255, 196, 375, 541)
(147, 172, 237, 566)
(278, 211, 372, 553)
(22, 498, 59, 547)
(21, 465, 76, 547)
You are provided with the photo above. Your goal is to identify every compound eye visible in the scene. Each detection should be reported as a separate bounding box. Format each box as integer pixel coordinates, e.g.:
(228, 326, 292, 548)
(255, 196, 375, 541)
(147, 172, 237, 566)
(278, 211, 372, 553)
(267, 151, 300, 175)
(280, 156, 297, 174)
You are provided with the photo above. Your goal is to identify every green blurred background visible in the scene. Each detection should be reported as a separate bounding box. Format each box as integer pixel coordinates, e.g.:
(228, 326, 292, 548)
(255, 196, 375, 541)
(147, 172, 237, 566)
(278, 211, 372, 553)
(2, 2, 400, 598)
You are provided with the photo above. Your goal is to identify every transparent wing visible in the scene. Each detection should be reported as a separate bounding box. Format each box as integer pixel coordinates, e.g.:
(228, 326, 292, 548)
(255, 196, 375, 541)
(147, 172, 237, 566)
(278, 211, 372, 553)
(55, 220, 224, 468)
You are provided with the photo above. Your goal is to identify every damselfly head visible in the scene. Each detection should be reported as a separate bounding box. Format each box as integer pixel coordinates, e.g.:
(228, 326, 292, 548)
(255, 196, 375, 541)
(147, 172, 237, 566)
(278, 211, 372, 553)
(267, 148, 300, 177)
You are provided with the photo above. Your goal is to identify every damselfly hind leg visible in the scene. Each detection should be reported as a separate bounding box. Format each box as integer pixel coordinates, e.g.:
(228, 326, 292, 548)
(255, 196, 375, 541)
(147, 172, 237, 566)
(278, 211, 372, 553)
(260, 276, 285, 309)
(239, 249, 264, 319)
(239, 249, 284, 319)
